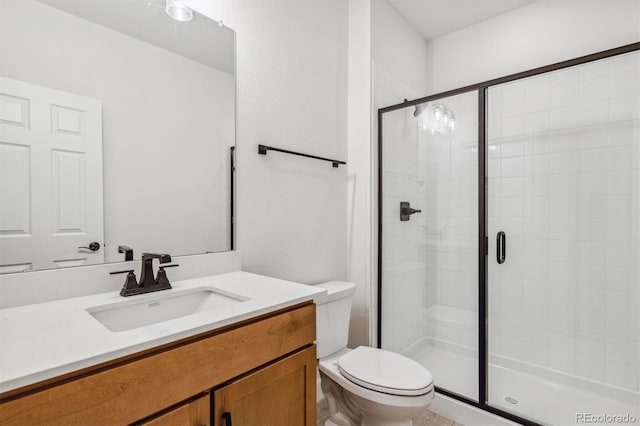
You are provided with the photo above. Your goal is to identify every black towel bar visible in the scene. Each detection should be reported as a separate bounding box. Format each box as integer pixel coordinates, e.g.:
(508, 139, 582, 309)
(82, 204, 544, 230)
(258, 144, 346, 168)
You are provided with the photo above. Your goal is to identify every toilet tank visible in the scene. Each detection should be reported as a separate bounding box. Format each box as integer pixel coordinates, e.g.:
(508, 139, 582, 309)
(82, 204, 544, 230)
(313, 281, 356, 358)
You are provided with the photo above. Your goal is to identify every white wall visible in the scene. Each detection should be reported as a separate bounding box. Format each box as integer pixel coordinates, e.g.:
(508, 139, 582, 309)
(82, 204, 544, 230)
(425, 0, 640, 94)
(346, 0, 372, 347)
(372, 0, 430, 96)
(371, 0, 431, 113)
(185, 0, 348, 284)
(0, 0, 234, 262)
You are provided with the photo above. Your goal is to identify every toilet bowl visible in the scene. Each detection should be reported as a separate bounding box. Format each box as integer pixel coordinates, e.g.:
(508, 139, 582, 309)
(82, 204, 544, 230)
(314, 282, 434, 426)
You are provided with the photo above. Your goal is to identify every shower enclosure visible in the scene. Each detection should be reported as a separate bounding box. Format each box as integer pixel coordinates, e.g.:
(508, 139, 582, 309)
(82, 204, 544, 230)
(378, 44, 639, 425)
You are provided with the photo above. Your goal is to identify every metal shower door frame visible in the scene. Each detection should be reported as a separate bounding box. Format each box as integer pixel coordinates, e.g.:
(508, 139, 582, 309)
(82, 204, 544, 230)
(377, 41, 640, 426)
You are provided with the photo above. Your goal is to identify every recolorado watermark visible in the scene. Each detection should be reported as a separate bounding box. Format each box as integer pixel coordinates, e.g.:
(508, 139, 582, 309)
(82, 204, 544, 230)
(576, 413, 638, 424)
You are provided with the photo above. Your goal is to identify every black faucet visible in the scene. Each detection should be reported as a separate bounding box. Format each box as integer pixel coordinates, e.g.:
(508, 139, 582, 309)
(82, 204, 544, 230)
(139, 253, 172, 288)
(110, 253, 178, 297)
(118, 245, 134, 261)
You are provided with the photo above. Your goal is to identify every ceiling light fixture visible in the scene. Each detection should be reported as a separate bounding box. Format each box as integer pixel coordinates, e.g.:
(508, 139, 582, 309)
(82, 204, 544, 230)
(165, 0, 193, 22)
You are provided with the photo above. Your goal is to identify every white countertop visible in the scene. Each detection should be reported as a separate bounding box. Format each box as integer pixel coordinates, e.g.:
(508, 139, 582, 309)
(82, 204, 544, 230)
(0, 271, 325, 394)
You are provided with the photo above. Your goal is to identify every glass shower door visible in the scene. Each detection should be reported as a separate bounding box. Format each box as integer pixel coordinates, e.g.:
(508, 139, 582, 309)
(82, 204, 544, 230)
(380, 90, 480, 400)
(486, 51, 640, 425)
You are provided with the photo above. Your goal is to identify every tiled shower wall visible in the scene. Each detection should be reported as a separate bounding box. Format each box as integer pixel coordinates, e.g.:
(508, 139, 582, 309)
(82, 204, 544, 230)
(380, 90, 480, 401)
(381, 88, 479, 356)
(378, 65, 431, 352)
(487, 51, 640, 392)
(419, 92, 479, 351)
(381, 50, 639, 394)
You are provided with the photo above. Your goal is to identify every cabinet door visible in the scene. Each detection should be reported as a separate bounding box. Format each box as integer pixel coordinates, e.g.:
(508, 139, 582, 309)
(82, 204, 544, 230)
(139, 394, 210, 426)
(214, 346, 316, 426)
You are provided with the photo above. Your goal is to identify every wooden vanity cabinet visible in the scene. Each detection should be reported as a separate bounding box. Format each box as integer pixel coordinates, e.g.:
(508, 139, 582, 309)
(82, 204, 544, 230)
(0, 302, 316, 426)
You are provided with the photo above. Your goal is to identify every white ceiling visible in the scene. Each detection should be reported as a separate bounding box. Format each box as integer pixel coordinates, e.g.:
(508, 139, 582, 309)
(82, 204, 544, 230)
(36, 0, 235, 75)
(387, 0, 537, 41)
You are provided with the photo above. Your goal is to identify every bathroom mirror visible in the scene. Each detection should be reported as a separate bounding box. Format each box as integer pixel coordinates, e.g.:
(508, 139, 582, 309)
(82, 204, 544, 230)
(0, 0, 235, 273)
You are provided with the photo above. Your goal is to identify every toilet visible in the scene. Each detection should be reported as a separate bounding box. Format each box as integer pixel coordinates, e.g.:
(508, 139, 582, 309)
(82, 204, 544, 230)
(314, 281, 434, 426)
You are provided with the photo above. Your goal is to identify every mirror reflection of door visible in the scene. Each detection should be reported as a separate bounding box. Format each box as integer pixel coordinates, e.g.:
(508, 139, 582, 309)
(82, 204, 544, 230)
(0, 76, 104, 273)
(1, 0, 235, 273)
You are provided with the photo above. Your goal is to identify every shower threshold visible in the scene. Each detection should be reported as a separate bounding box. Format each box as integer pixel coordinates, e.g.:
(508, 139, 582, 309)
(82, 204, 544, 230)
(402, 338, 639, 426)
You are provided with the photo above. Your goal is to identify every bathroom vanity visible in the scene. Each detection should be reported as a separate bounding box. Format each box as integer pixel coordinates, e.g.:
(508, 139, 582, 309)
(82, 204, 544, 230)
(0, 271, 324, 425)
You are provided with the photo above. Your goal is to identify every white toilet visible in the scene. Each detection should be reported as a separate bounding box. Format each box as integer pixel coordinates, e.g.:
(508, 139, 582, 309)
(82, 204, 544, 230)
(314, 281, 434, 426)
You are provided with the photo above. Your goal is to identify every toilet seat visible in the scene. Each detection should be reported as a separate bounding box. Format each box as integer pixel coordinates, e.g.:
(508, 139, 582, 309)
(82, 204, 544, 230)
(336, 346, 433, 396)
(319, 352, 434, 410)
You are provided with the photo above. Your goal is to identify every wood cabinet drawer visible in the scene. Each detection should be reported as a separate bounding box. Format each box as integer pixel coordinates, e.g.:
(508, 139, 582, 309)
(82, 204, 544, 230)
(0, 304, 315, 425)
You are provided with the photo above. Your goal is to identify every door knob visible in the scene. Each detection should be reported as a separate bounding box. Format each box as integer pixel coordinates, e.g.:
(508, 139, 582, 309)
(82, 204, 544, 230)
(78, 242, 101, 251)
(400, 201, 422, 221)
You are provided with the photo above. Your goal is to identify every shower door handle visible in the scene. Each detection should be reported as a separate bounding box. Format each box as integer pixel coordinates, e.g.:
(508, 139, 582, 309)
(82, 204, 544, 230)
(497, 231, 506, 264)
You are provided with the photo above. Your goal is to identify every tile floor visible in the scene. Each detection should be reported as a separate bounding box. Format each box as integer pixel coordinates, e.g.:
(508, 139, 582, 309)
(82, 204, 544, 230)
(414, 410, 463, 426)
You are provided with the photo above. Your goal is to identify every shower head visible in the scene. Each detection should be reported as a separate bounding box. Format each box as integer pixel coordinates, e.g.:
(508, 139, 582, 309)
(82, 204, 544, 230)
(414, 103, 428, 117)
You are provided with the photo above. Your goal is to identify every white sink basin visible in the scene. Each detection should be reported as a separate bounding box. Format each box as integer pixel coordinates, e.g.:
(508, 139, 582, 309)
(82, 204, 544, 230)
(87, 287, 249, 332)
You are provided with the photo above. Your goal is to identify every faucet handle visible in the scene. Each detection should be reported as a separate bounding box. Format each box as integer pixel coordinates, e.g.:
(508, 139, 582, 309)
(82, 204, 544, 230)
(110, 269, 135, 275)
(110, 269, 140, 297)
(155, 264, 179, 290)
(158, 264, 179, 269)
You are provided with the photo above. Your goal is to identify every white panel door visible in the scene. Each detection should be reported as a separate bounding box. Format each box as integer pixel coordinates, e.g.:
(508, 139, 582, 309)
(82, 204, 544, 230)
(0, 76, 103, 273)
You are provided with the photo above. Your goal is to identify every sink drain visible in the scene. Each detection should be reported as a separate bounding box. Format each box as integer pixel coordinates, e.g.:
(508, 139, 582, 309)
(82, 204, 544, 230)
(504, 396, 519, 405)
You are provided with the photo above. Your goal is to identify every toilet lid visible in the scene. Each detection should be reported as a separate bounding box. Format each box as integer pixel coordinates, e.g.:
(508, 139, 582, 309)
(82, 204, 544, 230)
(337, 346, 433, 396)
